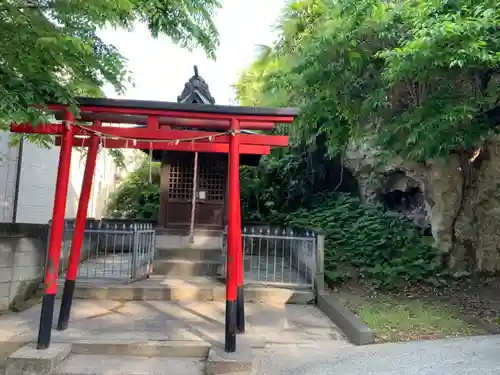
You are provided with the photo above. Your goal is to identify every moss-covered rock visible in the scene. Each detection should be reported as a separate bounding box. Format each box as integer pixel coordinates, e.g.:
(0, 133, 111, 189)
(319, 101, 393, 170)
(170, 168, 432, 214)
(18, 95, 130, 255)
(346, 136, 500, 272)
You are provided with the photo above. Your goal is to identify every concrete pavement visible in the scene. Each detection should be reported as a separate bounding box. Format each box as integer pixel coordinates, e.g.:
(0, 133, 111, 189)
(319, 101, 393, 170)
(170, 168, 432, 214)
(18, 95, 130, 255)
(2, 300, 499, 375)
(0, 299, 348, 348)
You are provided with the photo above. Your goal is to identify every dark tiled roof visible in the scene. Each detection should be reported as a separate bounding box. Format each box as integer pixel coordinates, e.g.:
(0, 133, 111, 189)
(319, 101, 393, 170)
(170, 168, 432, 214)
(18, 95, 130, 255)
(177, 65, 215, 104)
(73, 96, 298, 117)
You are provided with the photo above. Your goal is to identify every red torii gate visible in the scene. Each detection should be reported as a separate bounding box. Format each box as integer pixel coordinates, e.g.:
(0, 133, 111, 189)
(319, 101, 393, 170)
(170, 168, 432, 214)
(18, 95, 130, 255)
(10, 97, 298, 353)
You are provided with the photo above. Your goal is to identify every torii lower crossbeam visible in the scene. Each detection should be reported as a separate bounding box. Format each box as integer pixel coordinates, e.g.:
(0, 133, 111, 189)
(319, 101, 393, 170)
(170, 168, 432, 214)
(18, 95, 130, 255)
(53, 136, 271, 155)
(9, 97, 298, 354)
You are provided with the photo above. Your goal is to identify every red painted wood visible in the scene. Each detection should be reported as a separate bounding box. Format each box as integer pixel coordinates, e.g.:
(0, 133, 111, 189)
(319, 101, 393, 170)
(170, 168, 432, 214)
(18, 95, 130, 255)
(64, 134, 99, 281)
(44, 114, 74, 295)
(74, 113, 276, 130)
(46, 104, 296, 123)
(12, 123, 289, 147)
(226, 118, 240, 302)
(53, 136, 271, 155)
(147, 116, 159, 130)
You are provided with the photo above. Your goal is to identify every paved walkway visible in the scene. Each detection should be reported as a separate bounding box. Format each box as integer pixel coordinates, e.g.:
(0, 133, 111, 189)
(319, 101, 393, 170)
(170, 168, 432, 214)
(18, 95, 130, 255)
(2, 300, 499, 374)
(252, 335, 500, 375)
(0, 299, 347, 348)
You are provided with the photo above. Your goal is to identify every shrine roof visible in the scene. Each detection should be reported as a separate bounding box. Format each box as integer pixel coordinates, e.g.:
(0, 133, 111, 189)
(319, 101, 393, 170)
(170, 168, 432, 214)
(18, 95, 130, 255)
(177, 65, 216, 104)
(69, 96, 298, 119)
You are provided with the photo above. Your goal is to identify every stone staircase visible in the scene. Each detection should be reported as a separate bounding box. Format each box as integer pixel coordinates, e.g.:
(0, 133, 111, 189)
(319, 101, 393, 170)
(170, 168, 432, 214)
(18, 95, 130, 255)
(5, 341, 250, 375)
(64, 229, 314, 304)
(153, 248, 222, 278)
(152, 230, 224, 279)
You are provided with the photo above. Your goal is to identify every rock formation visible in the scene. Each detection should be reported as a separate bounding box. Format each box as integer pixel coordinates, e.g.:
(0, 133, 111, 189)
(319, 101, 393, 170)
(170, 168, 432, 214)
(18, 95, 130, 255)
(344, 137, 500, 272)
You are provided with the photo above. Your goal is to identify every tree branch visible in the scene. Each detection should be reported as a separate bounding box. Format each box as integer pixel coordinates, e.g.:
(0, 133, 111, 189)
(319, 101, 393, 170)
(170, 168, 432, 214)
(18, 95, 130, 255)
(0, 1, 51, 11)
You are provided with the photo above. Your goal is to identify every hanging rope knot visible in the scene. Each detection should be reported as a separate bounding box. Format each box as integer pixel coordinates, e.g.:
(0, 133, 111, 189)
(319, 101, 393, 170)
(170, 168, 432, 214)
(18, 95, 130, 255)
(228, 129, 240, 136)
(63, 120, 71, 130)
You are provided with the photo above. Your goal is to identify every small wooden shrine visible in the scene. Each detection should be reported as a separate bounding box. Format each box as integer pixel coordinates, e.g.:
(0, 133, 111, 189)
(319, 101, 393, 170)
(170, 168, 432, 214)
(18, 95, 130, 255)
(157, 66, 260, 231)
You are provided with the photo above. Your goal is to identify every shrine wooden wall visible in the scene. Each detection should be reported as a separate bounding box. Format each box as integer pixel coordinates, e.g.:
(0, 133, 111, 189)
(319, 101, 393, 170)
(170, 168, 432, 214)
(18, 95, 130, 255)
(159, 151, 227, 231)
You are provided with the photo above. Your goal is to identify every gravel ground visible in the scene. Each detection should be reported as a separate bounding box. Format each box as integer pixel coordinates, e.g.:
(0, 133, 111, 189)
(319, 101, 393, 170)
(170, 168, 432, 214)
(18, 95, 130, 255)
(252, 335, 500, 375)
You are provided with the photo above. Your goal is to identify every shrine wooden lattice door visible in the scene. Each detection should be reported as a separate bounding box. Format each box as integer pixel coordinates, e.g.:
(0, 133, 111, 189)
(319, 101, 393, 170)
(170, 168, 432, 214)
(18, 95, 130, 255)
(161, 152, 227, 230)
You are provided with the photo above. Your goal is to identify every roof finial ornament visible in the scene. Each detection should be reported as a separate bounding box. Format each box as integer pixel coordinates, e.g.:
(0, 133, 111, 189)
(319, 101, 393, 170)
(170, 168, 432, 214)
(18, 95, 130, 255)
(177, 64, 215, 104)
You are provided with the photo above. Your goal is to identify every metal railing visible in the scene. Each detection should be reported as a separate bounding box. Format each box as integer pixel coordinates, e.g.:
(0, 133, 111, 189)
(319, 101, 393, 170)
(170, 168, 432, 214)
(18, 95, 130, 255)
(221, 226, 317, 289)
(52, 219, 155, 280)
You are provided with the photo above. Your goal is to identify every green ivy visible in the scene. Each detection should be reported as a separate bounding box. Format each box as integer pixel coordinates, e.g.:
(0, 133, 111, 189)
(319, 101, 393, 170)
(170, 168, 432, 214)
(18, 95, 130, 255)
(0, 0, 220, 141)
(285, 194, 446, 289)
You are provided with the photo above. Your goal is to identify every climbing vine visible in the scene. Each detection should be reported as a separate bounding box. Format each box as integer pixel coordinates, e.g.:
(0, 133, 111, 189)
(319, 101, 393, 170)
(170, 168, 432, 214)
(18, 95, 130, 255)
(285, 194, 445, 289)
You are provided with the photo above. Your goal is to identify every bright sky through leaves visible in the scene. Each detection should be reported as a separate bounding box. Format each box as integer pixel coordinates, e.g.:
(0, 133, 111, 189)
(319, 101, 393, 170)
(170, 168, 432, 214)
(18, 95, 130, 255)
(100, 0, 286, 105)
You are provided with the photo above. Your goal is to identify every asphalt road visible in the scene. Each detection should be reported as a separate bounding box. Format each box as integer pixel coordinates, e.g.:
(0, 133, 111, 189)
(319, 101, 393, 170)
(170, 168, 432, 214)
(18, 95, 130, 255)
(253, 336, 500, 375)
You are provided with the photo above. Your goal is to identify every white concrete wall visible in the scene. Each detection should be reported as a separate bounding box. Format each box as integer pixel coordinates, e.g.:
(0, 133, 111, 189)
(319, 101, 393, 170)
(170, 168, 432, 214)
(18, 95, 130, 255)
(16, 141, 64, 223)
(0, 133, 19, 222)
(0, 131, 143, 224)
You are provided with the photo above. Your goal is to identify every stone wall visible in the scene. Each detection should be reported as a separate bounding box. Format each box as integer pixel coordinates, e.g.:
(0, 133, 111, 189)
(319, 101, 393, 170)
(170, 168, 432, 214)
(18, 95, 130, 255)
(0, 224, 48, 311)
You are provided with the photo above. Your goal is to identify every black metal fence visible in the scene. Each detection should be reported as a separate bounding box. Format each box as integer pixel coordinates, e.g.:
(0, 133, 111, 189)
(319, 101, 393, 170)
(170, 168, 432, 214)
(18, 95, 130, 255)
(221, 226, 317, 289)
(50, 219, 155, 280)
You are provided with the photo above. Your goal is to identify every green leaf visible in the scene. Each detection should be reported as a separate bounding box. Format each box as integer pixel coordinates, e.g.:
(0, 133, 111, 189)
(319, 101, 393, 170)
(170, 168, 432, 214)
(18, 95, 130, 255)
(0, 0, 221, 144)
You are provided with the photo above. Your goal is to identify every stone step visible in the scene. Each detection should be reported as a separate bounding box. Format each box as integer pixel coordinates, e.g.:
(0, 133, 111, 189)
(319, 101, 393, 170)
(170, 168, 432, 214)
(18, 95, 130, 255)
(71, 340, 210, 358)
(152, 259, 221, 277)
(72, 283, 314, 304)
(6, 343, 253, 375)
(155, 234, 223, 250)
(155, 228, 222, 236)
(154, 248, 222, 262)
(53, 354, 205, 375)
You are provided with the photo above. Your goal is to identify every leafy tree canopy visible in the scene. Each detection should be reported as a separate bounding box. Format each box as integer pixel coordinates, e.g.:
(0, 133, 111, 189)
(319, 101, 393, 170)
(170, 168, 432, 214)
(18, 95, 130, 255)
(1, 0, 220, 146)
(234, 0, 500, 162)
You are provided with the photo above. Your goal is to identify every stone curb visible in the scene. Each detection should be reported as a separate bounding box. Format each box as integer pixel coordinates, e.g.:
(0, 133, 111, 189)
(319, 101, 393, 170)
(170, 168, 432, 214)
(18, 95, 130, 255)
(317, 291, 374, 345)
